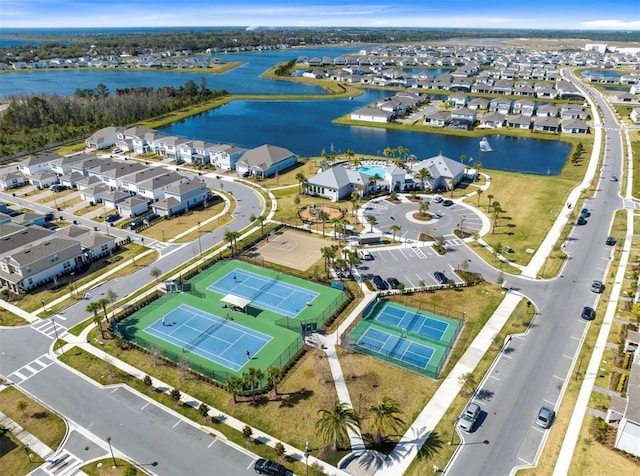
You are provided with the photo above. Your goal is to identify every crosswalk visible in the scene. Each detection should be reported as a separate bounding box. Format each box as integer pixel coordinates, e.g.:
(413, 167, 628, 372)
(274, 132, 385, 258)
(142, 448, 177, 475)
(44, 449, 82, 475)
(31, 315, 67, 340)
(150, 240, 172, 252)
(6, 354, 55, 385)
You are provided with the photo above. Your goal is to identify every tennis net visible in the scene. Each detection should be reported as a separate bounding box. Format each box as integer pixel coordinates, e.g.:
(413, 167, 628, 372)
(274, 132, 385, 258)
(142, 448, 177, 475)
(182, 320, 224, 353)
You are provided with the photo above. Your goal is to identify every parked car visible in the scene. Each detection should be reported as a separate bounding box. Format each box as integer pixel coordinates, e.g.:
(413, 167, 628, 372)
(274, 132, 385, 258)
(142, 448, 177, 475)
(105, 213, 121, 223)
(535, 405, 555, 429)
(128, 218, 143, 230)
(254, 458, 285, 475)
(605, 236, 617, 246)
(442, 199, 454, 207)
(580, 207, 590, 217)
(112, 148, 123, 154)
(581, 306, 596, 321)
(358, 249, 373, 261)
(432, 195, 444, 203)
(576, 216, 587, 225)
(144, 213, 160, 224)
(458, 402, 481, 432)
(49, 184, 65, 192)
(372, 275, 388, 290)
(591, 280, 604, 294)
(611, 175, 618, 181)
(434, 271, 448, 284)
(387, 277, 400, 289)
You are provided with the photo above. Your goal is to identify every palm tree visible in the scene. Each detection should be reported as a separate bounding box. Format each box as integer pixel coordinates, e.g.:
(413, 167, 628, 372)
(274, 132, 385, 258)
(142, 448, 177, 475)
(332, 217, 345, 242)
(487, 194, 494, 213)
(491, 201, 501, 235)
(321, 246, 337, 277)
(476, 189, 483, 207)
(369, 173, 384, 193)
(266, 366, 283, 396)
(366, 215, 377, 232)
(370, 396, 405, 447)
(295, 172, 307, 195)
(345, 148, 355, 163)
(415, 168, 431, 190)
(459, 154, 467, 165)
(419, 200, 430, 218)
(318, 210, 330, 237)
(397, 145, 409, 161)
(106, 288, 118, 321)
(86, 301, 105, 339)
(224, 229, 240, 256)
(383, 147, 394, 160)
(226, 376, 243, 404)
(243, 367, 264, 404)
(255, 214, 267, 236)
(96, 297, 110, 324)
(390, 224, 401, 243)
(315, 401, 361, 452)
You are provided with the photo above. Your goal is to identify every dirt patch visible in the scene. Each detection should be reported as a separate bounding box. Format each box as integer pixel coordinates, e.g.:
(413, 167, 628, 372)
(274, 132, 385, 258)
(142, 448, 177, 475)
(299, 204, 343, 223)
(253, 228, 327, 270)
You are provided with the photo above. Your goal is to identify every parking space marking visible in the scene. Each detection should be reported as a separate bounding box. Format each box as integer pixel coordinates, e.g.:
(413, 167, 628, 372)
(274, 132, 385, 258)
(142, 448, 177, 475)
(562, 354, 573, 359)
(553, 375, 564, 381)
(544, 399, 556, 406)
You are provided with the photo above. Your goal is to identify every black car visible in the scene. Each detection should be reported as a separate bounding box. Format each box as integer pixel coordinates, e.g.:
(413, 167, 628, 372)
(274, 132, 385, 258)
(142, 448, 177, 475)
(105, 213, 121, 223)
(577, 216, 587, 225)
(254, 458, 285, 475)
(387, 277, 400, 289)
(581, 306, 596, 321)
(144, 213, 160, 224)
(128, 218, 143, 230)
(605, 236, 617, 246)
(434, 271, 448, 284)
(442, 199, 454, 207)
(580, 207, 590, 217)
(372, 275, 388, 290)
(49, 184, 65, 192)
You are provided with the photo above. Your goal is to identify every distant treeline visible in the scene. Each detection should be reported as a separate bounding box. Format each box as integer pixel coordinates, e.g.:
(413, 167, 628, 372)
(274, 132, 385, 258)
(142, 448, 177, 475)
(2, 27, 638, 63)
(0, 79, 228, 157)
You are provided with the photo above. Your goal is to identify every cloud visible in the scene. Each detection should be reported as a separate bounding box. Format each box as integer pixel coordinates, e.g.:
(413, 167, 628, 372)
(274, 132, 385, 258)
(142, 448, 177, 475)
(580, 19, 640, 30)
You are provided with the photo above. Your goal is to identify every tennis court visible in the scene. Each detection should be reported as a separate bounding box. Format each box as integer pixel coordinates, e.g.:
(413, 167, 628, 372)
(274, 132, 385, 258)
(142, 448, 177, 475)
(207, 269, 319, 318)
(375, 301, 449, 341)
(357, 327, 434, 369)
(143, 304, 271, 372)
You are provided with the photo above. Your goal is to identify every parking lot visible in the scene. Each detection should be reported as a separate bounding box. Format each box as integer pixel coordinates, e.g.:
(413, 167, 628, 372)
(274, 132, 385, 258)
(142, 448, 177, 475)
(356, 244, 464, 290)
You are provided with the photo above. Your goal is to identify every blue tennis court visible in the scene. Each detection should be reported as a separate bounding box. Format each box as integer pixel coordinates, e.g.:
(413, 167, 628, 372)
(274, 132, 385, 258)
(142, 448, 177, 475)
(143, 304, 271, 372)
(207, 269, 319, 318)
(375, 301, 449, 341)
(357, 327, 434, 369)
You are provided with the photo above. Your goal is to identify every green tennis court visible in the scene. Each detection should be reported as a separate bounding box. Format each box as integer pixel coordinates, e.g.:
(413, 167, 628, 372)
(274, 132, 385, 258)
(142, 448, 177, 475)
(117, 259, 347, 386)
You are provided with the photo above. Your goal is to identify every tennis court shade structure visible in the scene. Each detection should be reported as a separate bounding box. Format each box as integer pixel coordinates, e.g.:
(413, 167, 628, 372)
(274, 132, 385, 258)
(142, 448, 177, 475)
(116, 260, 348, 388)
(221, 294, 251, 311)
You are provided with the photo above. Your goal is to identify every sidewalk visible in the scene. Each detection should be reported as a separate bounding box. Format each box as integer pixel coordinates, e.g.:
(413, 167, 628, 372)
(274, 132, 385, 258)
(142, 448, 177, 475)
(0, 409, 55, 463)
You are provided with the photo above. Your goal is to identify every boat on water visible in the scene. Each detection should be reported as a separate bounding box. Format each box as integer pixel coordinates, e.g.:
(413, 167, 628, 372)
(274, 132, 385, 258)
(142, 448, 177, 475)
(479, 137, 492, 152)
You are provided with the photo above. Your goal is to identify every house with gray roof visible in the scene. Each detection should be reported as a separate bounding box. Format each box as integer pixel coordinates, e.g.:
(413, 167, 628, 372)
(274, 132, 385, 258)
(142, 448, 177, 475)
(351, 107, 393, 123)
(306, 166, 374, 202)
(117, 196, 149, 218)
(0, 171, 25, 190)
(410, 154, 466, 192)
(49, 153, 94, 176)
(614, 352, 640, 457)
(236, 144, 297, 179)
(18, 153, 60, 177)
(137, 171, 189, 202)
(101, 162, 147, 189)
(210, 145, 247, 170)
(28, 170, 59, 189)
(561, 119, 590, 134)
(506, 115, 532, 130)
(85, 126, 124, 150)
(57, 225, 117, 260)
(120, 167, 168, 194)
(152, 179, 210, 217)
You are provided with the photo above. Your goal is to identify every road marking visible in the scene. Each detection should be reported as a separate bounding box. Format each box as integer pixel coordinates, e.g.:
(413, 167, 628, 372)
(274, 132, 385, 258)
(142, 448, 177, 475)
(544, 399, 556, 406)
(503, 354, 513, 360)
(141, 402, 150, 410)
(173, 420, 181, 428)
(208, 440, 217, 448)
(489, 375, 501, 381)
(570, 336, 581, 341)
(553, 375, 564, 381)
(532, 426, 546, 434)
(111, 388, 119, 393)
(562, 354, 573, 359)
(247, 461, 257, 470)
(518, 457, 532, 465)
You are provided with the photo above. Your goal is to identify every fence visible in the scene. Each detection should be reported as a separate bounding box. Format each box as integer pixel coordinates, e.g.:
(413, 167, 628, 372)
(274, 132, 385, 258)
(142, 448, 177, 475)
(274, 291, 350, 332)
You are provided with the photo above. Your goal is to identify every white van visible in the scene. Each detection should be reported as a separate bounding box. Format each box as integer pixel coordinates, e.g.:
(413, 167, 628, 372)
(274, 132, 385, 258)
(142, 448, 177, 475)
(358, 249, 373, 261)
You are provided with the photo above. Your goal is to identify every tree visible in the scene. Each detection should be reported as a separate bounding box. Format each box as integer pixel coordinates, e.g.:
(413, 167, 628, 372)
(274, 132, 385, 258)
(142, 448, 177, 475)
(383, 147, 394, 160)
(315, 401, 361, 452)
(86, 301, 105, 339)
(198, 402, 210, 421)
(96, 297, 110, 324)
(370, 396, 405, 447)
(476, 189, 483, 207)
(224, 229, 240, 256)
(170, 388, 182, 404)
(345, 148, 355, 163)
(266, 366, 283, 396)
(106, 288, 118, 320)
(390, 224, 401, 243)
(242, 425, 253, 443)
(491, 201, 501, 235)
(487, 194, 494, 213)
(366, 215, 377, 232)
(458, 372, 477, 397)
(318, 210, 330, 237)
(321, 246, 337, 277)
(150, 267, 162, 282)
(243, 367, 264, 404)
(274, 441, 286, 463)
(295, 172, 307, 195)
(459, 154, 466, 165)
(419, 200, 430, 218)
(416, 168, 431, 189)
(226, 376, 243, 404)
(16, 400, 28, 420)
(368, 173, 384, 193)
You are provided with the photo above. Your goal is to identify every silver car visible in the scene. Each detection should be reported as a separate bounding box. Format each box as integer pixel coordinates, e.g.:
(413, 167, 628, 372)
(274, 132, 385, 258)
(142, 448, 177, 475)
(536, 405, 554, 429)
(458, 402, 480, 432)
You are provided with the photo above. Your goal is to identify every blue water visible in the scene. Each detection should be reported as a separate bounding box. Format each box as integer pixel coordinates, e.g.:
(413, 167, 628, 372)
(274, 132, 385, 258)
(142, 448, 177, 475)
(356, 165, 387, 177)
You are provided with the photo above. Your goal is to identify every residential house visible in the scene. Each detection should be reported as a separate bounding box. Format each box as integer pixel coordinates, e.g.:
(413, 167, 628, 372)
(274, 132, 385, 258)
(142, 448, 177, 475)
(57, 225, 117, 261)
(18, 153, 60, 177)
(157, 136, 190, 160)
(49, 153, 93, 177)
(489, 98, 512, 115)
(613, 92, 639, 103)
(28, 171, 59, 189)
(533, 116, 560, 132)
(536, 104, 559, 118)
(0, 172, 25, 190)
(117, 196, 149, 218)
(152, 179, 210, 217)
(479, 112, 506, 128)
(350, 107, 393, 123)
(120, 167, 167, 195)
(630, 107, 640, 124)
(560, 105, 589, 120)
(85, 126, 124, 150)
(101, 190, 131, 210)
(178, 140, 218, 165)
(467, 98, 490, 110)
(448, 107, 476, 130)
(613, 351, 640, 457)
(506, 115, 532, 130)
(423, 110, 450, 127)
(11, 212, 47, 228)
(235, 144, 297, 179)
(101, 162, 147, 190)
(70, 156, 106, 177)
(137, 171, 188, 202)
(561, 119, 590, 134)
(447, 94, 468, 108)
(512, 99, 536, 116)
(79, 183, 110, 204)
(210, 145, 246, 170)
(59, 171, 86, 189)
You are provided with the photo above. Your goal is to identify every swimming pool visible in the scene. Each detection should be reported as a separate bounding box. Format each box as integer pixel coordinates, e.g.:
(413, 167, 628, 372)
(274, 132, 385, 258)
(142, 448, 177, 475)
(356, 165, 387, 178)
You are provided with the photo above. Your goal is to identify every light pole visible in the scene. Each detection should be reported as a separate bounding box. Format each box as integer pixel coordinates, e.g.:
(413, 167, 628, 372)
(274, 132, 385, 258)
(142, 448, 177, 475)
(51, 318, 60, 351)
(161, 228, 165, 242)
(40, 298, 46, 313)
(197, 222, 203, 257)
(449, 417, 459, 445)
(22, 444, 31, 462)
(106, 436, 116, 468)
(304, 441, 310, 476)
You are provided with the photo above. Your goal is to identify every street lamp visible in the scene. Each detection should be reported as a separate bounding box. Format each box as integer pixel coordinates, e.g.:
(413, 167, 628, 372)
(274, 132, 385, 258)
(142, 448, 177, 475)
(40, 298, 46, 313)
(197, 222, 203, 257)
(106, 436, 117, 468)
(450, 418, 459, 445)
(304, 441, 310, 476)
(51, 318, 60, 351)
(22, 444, 31, 462)
(161, 228, 165, 242)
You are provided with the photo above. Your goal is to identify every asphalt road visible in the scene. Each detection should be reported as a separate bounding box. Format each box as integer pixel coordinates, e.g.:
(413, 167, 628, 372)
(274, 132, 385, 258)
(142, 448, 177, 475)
(0, 173, 265, 475)
(445, 76, 625, 475)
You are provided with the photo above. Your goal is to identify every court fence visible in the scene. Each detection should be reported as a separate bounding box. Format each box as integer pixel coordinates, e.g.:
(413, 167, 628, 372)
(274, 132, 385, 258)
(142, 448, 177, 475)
(116, 327, 305, 392)
(273, 291, 351, 333)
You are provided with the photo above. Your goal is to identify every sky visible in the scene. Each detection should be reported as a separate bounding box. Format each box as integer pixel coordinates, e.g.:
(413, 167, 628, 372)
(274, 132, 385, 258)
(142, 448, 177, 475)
(1, 0, 639, 31)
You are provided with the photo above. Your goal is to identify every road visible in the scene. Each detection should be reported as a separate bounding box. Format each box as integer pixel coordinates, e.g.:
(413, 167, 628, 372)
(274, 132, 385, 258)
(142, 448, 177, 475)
(445, 76, 624, 474)
(0, 173, 266, 475)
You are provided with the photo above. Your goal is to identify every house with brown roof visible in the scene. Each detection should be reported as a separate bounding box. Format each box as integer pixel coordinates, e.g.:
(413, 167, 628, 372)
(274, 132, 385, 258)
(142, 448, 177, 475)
(236, 144, 298, 179)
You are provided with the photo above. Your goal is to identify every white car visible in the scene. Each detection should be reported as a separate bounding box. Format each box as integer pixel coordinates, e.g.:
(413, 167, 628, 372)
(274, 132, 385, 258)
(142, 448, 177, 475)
(458, 402, 480, 432)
